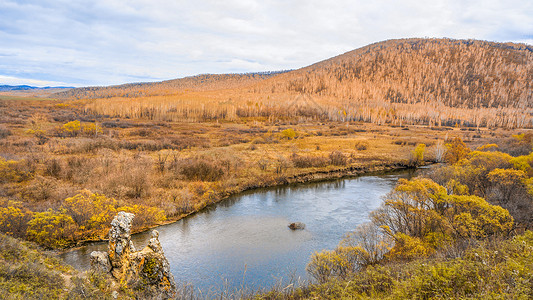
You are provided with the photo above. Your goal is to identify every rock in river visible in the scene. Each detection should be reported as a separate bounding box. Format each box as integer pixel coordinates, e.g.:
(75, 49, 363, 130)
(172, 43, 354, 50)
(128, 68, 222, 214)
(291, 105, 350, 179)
(288, 222, 306, 230)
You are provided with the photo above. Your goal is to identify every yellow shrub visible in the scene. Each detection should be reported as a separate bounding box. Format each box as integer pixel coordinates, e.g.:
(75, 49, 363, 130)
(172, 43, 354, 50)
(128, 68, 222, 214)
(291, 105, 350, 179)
(0, 158, 32, 183)
(280, 128, 296, 139)
(411, 144, 426, 165)
(307, 249, 353, 283)
(387, 233, 434, 260)
(445, 138, 470, 164)
(26, 209, 78, 248)
(525, 178, 533, 196)
(510, 153, 533, 176)
(447, 194, 514, 238)
(61, 120, 81, 136)
(476, 143, 499, 151)
(82, 123, 102, 136)
(0, 201, 33, 237)
(62, 190, 117, 238)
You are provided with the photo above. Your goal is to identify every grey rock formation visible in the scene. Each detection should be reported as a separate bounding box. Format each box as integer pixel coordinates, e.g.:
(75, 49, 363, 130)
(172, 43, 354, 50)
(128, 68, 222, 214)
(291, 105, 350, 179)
(90, 212, 176, 299)
(108, 212, 136, 278)
(90, 251, 111, 273)
(288, 222, 306, 230)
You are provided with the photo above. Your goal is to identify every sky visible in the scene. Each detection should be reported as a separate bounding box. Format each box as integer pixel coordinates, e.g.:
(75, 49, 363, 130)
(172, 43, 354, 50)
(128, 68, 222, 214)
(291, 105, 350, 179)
(0, 0, 532, 87)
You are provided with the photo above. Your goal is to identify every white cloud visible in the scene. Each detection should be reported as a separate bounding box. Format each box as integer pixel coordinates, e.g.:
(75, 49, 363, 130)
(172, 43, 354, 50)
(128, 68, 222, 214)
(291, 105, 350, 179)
(0, 0, 531, 86)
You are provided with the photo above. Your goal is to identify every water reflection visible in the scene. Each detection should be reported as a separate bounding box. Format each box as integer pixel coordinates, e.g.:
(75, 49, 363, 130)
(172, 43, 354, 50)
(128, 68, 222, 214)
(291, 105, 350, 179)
(60, 170, 412, 293)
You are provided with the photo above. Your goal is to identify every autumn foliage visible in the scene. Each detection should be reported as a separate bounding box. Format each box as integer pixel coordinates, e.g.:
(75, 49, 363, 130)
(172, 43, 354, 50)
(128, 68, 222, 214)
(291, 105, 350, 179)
(69, 39, 531, 128)
(307, 138, 532, 284)
(1, 190, 165, 248)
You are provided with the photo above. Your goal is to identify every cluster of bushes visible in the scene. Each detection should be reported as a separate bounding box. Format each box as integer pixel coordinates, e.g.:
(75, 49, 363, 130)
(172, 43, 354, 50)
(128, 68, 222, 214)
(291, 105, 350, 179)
(0, 157, 33, 183)
(176, 156, 227, 181)
(0, 190, 166, 248)
(0, 146, 247, 249)
(431, 138, 533, 226)
(266, 231, 533, 299)
(302, 137, 532, 297)
(169, 150, 243, 182)
(290, 153, 329, 168)
(56, 120, 103, 137)
(306, 177, 514, 283)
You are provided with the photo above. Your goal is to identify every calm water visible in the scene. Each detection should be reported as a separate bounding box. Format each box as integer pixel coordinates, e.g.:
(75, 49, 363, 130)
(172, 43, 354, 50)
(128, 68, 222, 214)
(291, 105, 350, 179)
(60, 170, 414, 293)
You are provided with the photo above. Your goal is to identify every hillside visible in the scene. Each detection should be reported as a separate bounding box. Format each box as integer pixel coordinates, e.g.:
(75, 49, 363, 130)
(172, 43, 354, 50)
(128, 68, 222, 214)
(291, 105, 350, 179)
(260, 38, 532, 109)
(248, 38, 532, 127)
(73, 38, 532, 128)
(53, 71, 288, 99)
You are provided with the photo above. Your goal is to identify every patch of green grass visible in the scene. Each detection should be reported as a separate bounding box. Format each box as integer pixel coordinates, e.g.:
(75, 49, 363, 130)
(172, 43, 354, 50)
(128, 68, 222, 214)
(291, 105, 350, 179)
(0, 234, 69, 299)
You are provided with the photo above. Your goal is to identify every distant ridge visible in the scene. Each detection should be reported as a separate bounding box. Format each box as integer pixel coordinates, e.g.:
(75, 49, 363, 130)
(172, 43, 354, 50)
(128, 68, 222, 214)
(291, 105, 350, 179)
(53, 71, 289, 99)
(0, 85, 74, 91)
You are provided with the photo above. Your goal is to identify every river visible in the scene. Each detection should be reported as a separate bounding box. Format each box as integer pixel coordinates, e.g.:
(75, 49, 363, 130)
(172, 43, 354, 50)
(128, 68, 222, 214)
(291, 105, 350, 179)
(60, 169, 415, 294)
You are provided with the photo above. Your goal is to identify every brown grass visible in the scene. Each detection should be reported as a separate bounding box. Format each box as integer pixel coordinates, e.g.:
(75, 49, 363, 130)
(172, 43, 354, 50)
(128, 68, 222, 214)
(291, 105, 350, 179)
(0, 96, 524, 248)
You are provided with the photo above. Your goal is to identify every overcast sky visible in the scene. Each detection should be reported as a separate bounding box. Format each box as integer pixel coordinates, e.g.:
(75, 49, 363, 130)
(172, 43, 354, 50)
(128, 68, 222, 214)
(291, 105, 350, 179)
(1, 0, 532, 87)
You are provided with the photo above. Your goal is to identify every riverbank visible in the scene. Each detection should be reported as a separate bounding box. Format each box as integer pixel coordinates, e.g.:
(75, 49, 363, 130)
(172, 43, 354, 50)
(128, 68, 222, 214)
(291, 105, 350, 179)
(60, 167, 414, 292)
(1, 96, 508, 250)
(62, 160, 425, 250)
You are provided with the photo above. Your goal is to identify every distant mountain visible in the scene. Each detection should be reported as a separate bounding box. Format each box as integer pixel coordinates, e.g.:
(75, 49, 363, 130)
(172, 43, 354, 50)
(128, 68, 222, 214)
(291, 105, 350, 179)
(0, 85, 74, 91)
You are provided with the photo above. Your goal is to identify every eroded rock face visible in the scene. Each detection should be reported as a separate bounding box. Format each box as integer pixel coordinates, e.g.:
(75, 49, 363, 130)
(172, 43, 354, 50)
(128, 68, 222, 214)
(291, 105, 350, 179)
(108, 212, 136, 278)
(129, 230, 176, 297)
(90, 212, 176, 299)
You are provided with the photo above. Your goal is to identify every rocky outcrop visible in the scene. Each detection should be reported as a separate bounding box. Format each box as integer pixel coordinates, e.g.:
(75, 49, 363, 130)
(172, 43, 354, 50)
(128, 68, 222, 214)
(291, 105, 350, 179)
(91, 212, 176, 299)
(90, 251, 111, 273)
(288, 222, 306, 230)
